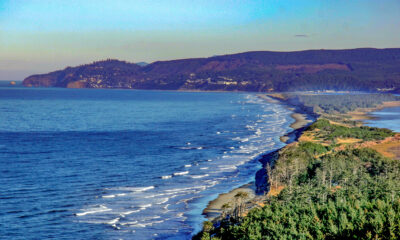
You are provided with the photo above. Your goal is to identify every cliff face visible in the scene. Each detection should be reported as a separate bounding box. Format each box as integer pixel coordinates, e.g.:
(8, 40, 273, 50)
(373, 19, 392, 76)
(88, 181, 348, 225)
(23, 75, 58, 87)
(23, 48, 400, 92)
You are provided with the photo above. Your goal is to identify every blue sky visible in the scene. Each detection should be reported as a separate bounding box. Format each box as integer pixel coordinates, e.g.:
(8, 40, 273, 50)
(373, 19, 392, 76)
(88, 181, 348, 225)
(1, 0, 400, 80)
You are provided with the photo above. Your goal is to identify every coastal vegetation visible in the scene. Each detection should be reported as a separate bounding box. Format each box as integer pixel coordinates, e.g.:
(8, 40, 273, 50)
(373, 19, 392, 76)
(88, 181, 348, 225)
(195, 118, 400, 239)
(309, 119, 393, 141)
(270, 93, 400, 115)
(294, 94, 400, 114)
(269, 93, 400, 128)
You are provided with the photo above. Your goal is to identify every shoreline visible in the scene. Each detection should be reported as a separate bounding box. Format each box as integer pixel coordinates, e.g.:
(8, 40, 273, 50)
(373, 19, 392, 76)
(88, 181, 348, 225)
(202, 94, 315, 222)
(201, 95, 400, 224)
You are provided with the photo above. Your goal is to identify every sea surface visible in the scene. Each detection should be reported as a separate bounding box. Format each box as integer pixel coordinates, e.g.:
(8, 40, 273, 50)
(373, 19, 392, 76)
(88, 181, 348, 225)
(0, 87, 294, 239)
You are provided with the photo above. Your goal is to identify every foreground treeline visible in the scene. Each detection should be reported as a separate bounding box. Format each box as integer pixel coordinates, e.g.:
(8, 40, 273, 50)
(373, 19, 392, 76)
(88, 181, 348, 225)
(195, 120, 400, 239)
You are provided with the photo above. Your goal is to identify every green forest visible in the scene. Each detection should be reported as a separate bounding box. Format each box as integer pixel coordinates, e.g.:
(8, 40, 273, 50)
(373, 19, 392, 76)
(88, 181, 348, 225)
(195, 120, 400, 240)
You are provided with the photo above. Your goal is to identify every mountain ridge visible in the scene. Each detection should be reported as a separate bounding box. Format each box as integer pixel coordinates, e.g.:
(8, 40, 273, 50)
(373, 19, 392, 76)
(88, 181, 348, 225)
(23, 48, 400, 93)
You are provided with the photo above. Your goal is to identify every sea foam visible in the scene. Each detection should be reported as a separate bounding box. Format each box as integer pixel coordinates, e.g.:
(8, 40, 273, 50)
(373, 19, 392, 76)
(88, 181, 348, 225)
(173, 171, 189, 176)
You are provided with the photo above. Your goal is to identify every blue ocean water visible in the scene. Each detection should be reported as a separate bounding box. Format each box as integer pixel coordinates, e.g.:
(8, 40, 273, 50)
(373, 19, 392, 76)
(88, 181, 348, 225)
(0, 88, 293, 239)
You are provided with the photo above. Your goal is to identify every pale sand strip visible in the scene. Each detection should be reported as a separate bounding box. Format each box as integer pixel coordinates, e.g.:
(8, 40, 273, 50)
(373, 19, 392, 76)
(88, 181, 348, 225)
(290, 112, 312, 130)
(257, 94, 312, 130)
(203, 183, 256, 221)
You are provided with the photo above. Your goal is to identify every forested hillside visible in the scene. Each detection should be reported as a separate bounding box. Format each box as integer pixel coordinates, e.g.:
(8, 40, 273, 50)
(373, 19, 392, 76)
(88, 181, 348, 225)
(269, 93, 400, 115)
(23, 48, 400, 93)
(195, 120, 400, 239)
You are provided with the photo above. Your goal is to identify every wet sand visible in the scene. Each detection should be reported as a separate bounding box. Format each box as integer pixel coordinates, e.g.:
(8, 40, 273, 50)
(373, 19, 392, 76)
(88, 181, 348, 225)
(290, 112, 312, 129)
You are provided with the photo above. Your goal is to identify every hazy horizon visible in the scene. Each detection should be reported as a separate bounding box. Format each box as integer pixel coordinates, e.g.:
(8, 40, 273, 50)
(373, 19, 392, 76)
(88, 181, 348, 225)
(1, 0, 400, 80)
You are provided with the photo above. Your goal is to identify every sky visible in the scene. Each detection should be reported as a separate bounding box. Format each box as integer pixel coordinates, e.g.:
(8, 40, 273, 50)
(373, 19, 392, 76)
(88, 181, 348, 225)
(1, 0, 400, 80)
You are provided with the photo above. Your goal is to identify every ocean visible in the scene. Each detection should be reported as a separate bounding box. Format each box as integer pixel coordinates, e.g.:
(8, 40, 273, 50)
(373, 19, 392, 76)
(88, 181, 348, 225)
(0, 87, 294, 239)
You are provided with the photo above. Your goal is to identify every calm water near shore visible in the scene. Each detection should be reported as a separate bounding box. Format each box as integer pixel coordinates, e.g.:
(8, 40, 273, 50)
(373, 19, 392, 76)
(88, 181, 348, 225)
(0, 88, 294, 239)
(365, 106, 400, 132)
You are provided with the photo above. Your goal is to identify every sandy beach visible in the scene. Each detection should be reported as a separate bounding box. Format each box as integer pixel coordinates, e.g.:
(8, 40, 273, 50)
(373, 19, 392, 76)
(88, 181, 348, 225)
(203, 183, 256, 221)
(290, 112, 312, 129)
(257, 94, 313, 130)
